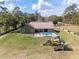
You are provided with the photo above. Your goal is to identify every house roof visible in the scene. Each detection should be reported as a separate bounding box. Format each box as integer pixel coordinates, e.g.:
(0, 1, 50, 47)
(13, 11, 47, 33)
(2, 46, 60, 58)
(28, 22, 54, 29)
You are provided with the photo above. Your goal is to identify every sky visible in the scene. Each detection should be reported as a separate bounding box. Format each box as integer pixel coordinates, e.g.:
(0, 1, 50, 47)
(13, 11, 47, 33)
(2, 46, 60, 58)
(0, 0, 79, 16)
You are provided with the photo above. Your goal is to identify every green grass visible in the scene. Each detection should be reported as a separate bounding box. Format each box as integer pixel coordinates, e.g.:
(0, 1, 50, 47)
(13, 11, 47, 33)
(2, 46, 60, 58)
(0, 33, 52, 51)
(0, 33, 34, 48)
(59, 30, 79, 46)
(0, 33, 53, 59)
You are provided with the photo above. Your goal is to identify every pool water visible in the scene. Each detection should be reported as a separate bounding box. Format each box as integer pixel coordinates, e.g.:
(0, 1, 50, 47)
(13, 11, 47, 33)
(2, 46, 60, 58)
(39, 32, 52, 35)
(39, 32, 59, 37)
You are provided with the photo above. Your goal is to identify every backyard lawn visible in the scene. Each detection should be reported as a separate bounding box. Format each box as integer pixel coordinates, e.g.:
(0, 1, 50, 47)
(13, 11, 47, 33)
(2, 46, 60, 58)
(0, 33, 53, 59)
(0, 29, 79, 59)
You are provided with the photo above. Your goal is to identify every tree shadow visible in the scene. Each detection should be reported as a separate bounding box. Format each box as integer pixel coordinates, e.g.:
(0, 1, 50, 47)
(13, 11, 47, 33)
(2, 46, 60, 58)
(54, 46, 73, 51)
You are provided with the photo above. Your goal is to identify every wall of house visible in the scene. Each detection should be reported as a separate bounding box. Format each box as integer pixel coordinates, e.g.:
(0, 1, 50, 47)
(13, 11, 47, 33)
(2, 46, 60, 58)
(19, 25, 34, 34)
(34, 29, 53, 33)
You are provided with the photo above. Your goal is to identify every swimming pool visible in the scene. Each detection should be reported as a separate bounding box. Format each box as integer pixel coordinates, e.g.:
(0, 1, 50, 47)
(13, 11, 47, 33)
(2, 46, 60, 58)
(35, 32, 59, 38)
(39, 32, 52, 36)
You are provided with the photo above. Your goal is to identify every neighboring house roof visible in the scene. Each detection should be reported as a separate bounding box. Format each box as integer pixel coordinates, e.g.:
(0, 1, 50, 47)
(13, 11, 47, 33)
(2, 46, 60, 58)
(28, 22, 54, 29)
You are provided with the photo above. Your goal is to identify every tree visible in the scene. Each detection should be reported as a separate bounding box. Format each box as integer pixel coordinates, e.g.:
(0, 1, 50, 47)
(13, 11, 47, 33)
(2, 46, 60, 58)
(12, 7, 24, 26)
(29, 14, 36, 21)
(48, 15, 63, 23)
(12, 7, 20, 15)
(8, 14, 19, 29)
(63, 3, 78, 24)
(0, 6, 10, 31)
(72, 11, 79, 25)
(64, 4, 77, 15)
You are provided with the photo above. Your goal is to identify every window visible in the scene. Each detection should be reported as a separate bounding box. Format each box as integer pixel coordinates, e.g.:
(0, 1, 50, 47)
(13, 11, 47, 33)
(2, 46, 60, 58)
(35, 29, 39, 33)
(44, 29, 48, 32)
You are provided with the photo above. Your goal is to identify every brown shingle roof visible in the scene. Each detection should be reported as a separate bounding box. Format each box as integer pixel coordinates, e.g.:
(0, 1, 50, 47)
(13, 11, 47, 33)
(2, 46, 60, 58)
(28, 22, 54, 29)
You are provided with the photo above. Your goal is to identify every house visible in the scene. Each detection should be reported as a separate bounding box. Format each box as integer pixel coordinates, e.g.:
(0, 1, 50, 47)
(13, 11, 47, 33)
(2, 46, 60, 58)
(28, 21, 59, 38)
(28, 21, 58, 37)
(28, 21, 54, 33)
